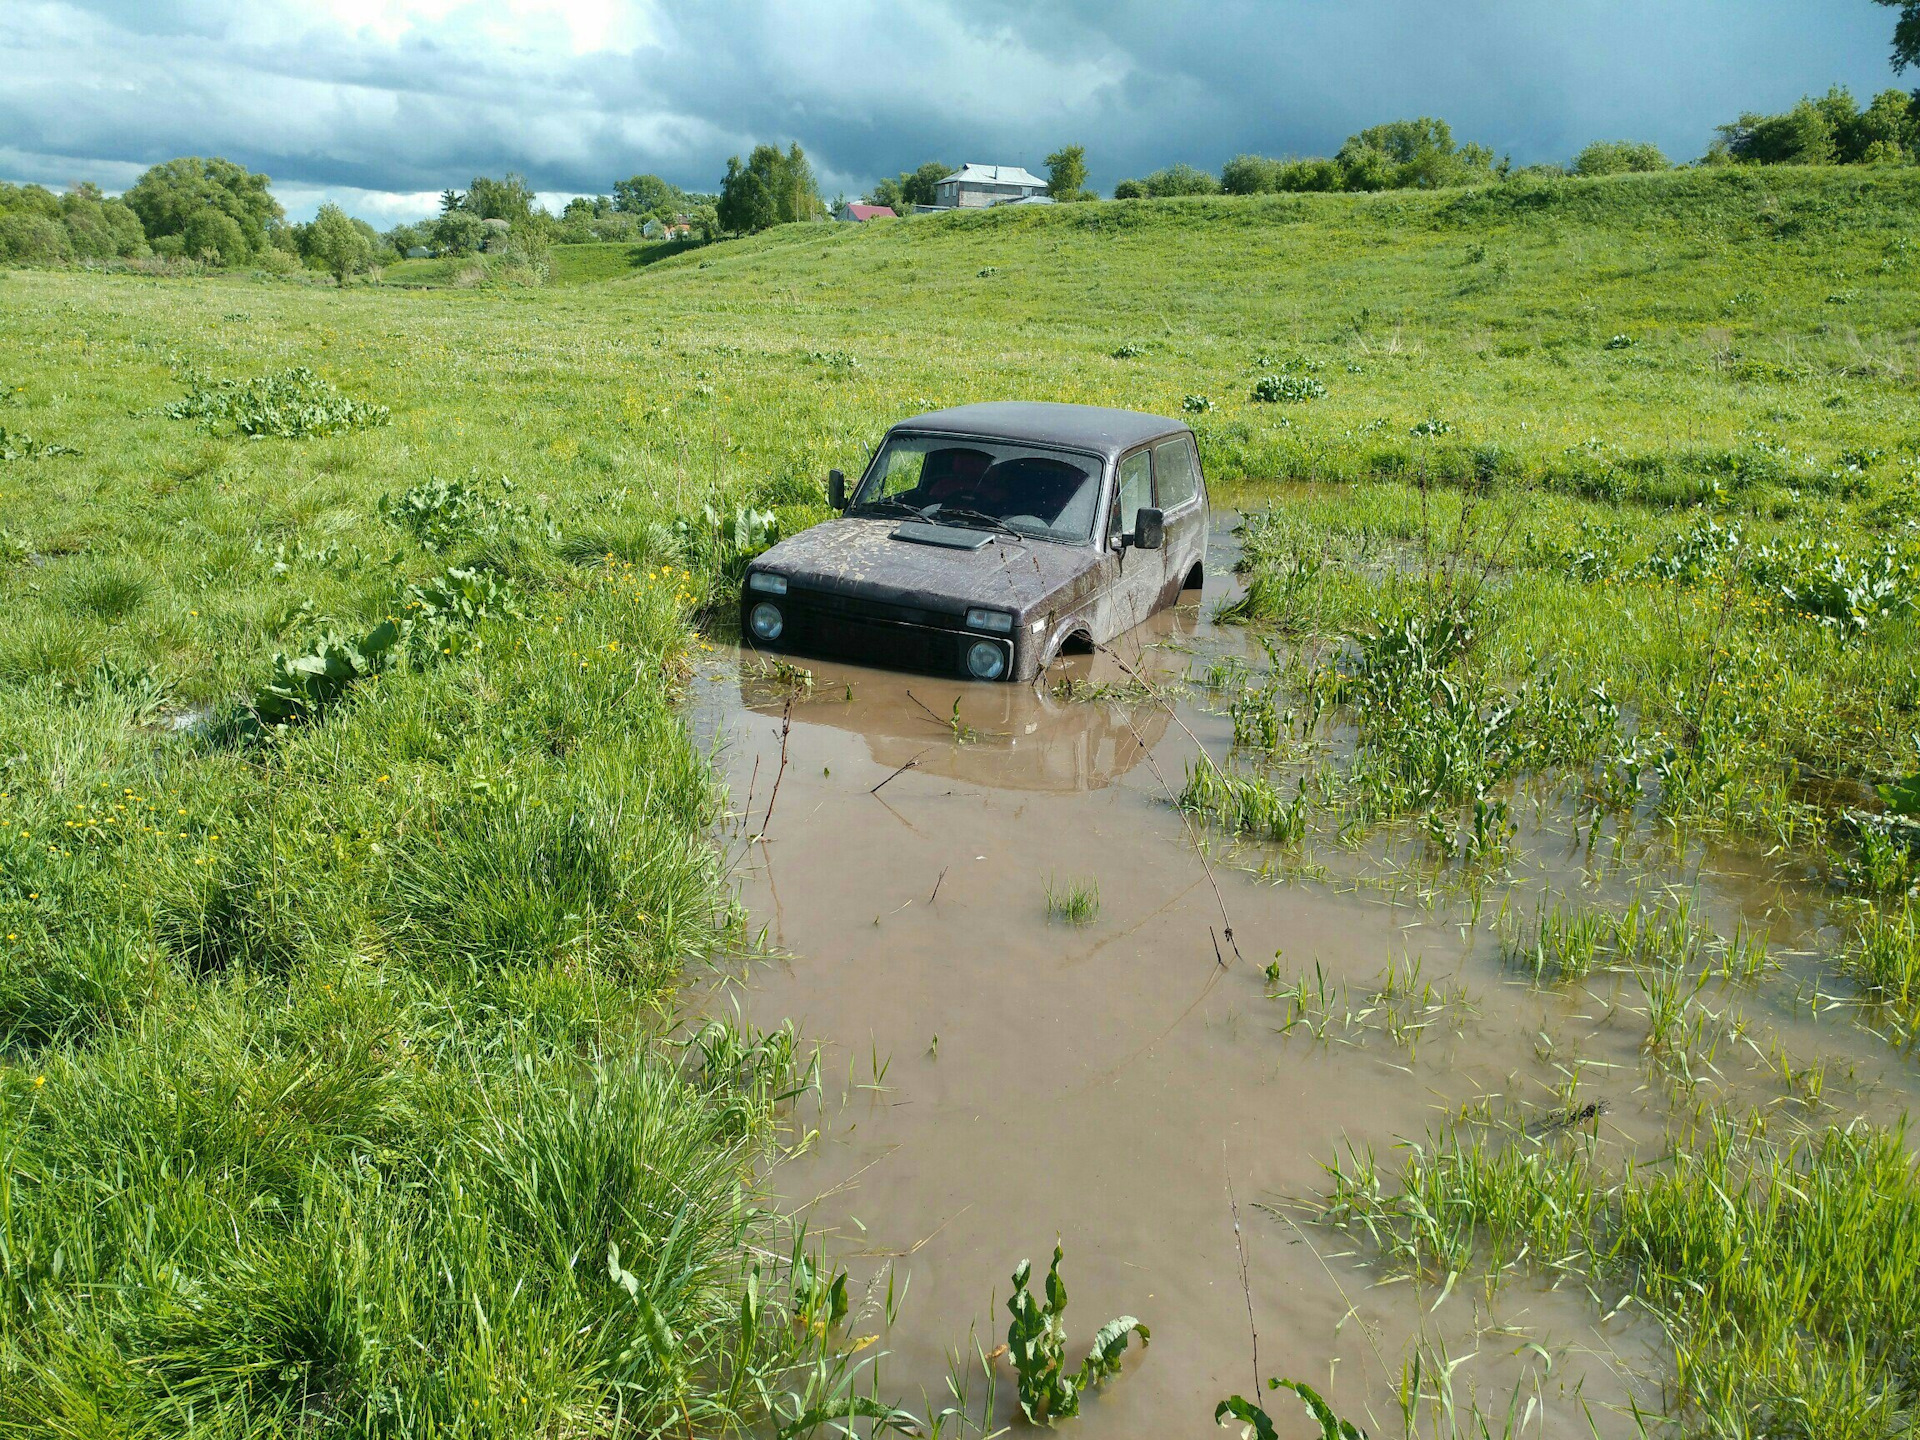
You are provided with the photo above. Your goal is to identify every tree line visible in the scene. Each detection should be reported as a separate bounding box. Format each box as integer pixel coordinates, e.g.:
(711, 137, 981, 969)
(0, 155, 724, 276)
(3, 74, 1917, 270)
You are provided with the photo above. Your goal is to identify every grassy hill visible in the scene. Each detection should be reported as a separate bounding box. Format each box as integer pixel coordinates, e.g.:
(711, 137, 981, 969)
(609, 165, 1920, 502)
(1, 166, 1918, 1436)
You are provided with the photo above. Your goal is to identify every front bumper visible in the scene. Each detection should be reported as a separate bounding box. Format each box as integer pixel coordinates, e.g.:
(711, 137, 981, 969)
(740, 587, 1022, 681)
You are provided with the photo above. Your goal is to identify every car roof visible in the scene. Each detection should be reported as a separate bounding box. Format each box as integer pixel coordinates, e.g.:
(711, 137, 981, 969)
(889, 402, 1190, 463)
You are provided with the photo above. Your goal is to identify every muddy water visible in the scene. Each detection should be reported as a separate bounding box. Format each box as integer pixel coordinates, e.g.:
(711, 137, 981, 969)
(690, 528, 1917, 1438)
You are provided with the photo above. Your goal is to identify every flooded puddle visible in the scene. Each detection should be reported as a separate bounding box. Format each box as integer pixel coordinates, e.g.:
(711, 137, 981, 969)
(689, 526, 1917, 1438)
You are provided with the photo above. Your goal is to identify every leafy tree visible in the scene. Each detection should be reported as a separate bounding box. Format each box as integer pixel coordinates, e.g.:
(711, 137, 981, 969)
(308, 203, 374, 283)
(1717, 85, 1919, 166)
(1573, 140, 1670, 175)
(58, 191, 145, 259)
(439, 189, 465, 215)
(613, 174, 685, 216)
(1112, 178, 1147, 199)
(772, 143, 823, 222)
(866, 161, 947, 211)
(1874, 0, 1920, 71)
(1337, 118, 1494, 188)
(182, 208, 250, 266)
(718, 146, 819, 231)
(0, 182, 61, 219)
(1719, 95, 1840, 165)
(430, 209, 489, 255)
(385, 222, 426, 253)
(1851, 86, 1920, 161)
(0, 213, 70, 263)
(717, 156, 777, 234)
(1335, 141, 1398, 192)
(904, 161, 948, 207)
(124, 156, 281, 251)
(463, 173, 535, 223)
(1045, 144, 1092, 201)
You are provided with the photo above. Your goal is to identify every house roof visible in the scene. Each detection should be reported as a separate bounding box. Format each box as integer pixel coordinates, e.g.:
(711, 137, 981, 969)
(941, 163, 1047, 189)
(844, 203, 896, 220)
(888, 402, 1189, 464)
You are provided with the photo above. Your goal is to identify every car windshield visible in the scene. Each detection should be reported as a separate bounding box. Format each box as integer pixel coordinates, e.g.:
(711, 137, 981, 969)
(851, 435, 1104, 544)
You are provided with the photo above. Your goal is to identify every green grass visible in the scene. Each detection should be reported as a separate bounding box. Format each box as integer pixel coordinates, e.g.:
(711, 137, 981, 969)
(2, 163, 1919, 1433)
(1319, 1116, 1920, 1440)
(379, 239, 691, 287)
(1044, 874, 1101, 924)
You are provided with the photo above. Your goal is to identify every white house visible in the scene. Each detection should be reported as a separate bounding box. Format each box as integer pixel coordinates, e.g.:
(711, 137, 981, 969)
(932, 163, 1049, 209)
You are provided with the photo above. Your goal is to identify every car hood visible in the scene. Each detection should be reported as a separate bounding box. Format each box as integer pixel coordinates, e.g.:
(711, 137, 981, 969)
(751, 517, 1098, 617)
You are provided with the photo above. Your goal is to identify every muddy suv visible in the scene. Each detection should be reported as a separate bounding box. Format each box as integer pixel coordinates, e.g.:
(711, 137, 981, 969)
(740, 402, 1208, 682)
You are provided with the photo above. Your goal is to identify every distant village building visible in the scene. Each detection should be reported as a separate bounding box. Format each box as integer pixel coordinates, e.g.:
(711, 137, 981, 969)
(932, 164, 1048, 209)
(837, 203, 896, 222)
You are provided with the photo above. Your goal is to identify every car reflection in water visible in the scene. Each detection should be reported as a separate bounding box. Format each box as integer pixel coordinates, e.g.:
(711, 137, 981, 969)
(736, 602, 1197, 795)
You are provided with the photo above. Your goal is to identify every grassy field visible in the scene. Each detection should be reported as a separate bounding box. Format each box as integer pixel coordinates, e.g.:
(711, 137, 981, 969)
(2, 164, 1918, 1435)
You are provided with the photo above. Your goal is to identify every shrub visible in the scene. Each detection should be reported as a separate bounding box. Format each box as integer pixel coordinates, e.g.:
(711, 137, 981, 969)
(1250, 373, 1326, 403)
(1140, 163, 1219, 198)
(0, 213, 70, 264)
(1573, 140, 1670, 176)
(165, 367, 390, 438)
(1220, 155, 1281, 194)
(182, 207, 251, 267)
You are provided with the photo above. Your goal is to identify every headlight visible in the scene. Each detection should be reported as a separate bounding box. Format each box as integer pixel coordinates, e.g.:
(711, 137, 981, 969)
(749, 602, 784, 641)
(966, 640, 1008, 680)
(965, 607, 1014, 633)
(748, 571, 788, 594)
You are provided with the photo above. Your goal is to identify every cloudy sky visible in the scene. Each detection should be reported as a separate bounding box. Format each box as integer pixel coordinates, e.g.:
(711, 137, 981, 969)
(1, 1, 1905, 225)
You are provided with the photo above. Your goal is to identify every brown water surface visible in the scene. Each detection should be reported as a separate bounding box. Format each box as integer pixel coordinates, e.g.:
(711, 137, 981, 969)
(689, 525, 1915, 1438)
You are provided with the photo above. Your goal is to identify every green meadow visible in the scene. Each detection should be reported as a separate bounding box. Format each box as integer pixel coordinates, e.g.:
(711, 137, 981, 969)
(2, 164, 1919, 1435)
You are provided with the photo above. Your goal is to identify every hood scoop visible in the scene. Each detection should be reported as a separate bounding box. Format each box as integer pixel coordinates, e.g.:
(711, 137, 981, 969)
(890, 520, 993, 551)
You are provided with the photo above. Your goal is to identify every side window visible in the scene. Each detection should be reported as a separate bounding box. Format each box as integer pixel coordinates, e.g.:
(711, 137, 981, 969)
(873, 448, 925, 499)
(1109, 449, 1152, 543)
(1153, 437, 1199, 511)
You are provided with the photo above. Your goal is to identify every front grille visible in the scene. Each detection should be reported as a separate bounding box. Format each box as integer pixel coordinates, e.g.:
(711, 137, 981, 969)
(783, 607, 968, 674)
(745, 586, 1017, 679)
(787, 586, 961, 631)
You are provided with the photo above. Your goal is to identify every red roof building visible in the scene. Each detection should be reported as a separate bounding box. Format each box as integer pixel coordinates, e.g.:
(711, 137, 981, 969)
(839, 203, 897, 222)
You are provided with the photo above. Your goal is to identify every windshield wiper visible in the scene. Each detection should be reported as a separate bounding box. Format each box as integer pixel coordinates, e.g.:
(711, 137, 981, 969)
(931, 507, 1027, 542)
(853, 496, 934, 521)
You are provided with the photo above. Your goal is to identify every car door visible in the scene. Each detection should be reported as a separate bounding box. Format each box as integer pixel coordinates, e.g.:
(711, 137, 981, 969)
(1150, 433, 1208, 607)
(1101, 446, 1163, 638)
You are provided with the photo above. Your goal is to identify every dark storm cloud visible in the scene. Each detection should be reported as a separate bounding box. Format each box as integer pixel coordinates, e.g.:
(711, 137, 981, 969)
(0, 0, 1902, 224)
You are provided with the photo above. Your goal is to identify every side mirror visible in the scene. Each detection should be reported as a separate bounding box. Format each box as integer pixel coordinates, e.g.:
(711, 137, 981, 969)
(828, 468, 847, 510)
(1133, 507, 1165, 551)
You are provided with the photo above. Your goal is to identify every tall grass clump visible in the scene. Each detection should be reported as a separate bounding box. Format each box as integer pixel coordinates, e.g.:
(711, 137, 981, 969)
(1319, 1117, 1920, 1440)
(1844, 903, 1920, 1031)
(1179, 761, 1308, 842)
(1044, 875, 1101, 925)
(1503, 891, 1769, 984)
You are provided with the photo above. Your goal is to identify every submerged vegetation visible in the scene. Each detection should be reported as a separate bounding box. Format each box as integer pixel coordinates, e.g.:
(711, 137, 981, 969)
(2, 164, 1919, 1431)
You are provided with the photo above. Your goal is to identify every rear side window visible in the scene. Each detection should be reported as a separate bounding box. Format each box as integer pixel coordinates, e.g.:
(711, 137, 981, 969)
(1153, 437, 1200, 511)
(1110, 449, 1153, 542)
